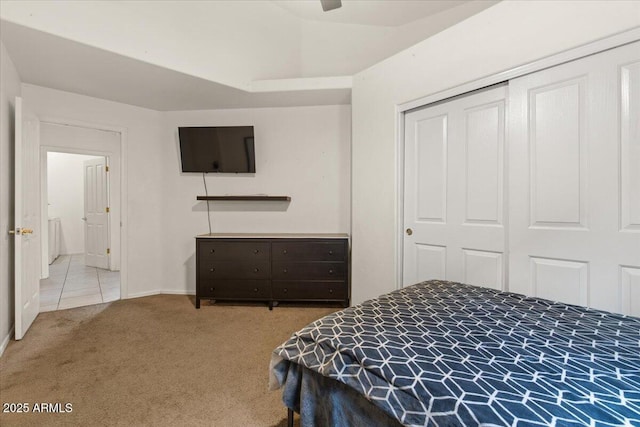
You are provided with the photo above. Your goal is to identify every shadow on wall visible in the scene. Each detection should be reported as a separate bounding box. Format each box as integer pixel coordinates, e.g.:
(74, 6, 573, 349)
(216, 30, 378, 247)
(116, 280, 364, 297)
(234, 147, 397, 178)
(192, 201, 290, 212)
(6, 99, 16, 328)
(184, 252, 195, 301)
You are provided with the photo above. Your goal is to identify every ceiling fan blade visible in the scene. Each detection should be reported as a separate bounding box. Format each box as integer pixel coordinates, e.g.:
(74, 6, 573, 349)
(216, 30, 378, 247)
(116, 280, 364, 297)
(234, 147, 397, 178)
(320, 0, 342, 12)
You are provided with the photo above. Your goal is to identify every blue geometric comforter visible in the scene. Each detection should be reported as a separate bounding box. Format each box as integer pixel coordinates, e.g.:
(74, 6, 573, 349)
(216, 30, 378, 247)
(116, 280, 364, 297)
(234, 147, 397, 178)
(270, 281, 640, 426)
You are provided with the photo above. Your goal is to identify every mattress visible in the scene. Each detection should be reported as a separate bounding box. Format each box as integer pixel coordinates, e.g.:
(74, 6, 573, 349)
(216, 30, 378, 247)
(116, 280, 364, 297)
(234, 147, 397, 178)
(270, 280, 640, 426)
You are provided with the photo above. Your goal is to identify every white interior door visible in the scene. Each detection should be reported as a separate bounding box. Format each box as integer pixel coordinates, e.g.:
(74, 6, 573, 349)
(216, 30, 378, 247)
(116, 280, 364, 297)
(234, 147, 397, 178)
(403, 85, 507, 290)
(14, 96, 41, 340)
(84, 157, 109, 269)
(509, 41, 640, 314)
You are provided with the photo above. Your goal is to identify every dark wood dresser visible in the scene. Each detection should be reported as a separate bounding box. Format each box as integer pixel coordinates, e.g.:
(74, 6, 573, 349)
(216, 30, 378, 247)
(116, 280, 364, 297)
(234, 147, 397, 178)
(196, 233, 349, 309)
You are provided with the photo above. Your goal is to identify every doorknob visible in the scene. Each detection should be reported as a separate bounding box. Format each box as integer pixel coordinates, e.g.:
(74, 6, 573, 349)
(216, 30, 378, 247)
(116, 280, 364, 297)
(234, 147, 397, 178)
(82, 217, 87, 221)
(406, 228, 413, 236)
(10, 228, 33, 235)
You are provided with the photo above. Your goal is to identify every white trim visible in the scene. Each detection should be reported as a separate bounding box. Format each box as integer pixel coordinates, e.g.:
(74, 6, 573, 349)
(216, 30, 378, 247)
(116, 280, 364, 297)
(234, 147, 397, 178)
(36, 117, 129, 300)
(395, 28, 639, 291)
(0, 326, 14, 357)
(113, 289, 195, 299)
(251, 75, 352, 92)
(126, 289, 162, 299)
(399, 27, 640, 113)
(40, 150, 48, 279)
(162, 290, 196, 296)
(395, 104, 405, 290)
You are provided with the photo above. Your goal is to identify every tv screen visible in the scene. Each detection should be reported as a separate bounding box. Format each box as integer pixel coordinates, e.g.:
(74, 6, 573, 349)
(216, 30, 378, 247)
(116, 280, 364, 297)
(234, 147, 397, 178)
(179, 126, 255, 173)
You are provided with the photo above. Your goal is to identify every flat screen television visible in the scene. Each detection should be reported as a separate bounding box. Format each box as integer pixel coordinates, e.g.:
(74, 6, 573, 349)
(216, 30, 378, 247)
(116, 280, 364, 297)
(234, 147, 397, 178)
(178, 126, 255, 173)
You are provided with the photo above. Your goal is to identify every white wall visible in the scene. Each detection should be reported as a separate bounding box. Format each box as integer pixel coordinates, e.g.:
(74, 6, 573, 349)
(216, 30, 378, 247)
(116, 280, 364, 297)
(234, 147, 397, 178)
(47, 152, 102, 255)
(21, 85, 351, 298)
(351, 0, 640, 304)
(0, 40, 21, 354)
(23, 84, 164, 298)
(162, 105, 351, 294)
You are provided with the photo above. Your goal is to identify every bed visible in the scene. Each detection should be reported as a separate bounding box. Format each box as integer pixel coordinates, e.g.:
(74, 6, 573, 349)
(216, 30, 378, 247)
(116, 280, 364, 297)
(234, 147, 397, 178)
(270, 280, 640, 426)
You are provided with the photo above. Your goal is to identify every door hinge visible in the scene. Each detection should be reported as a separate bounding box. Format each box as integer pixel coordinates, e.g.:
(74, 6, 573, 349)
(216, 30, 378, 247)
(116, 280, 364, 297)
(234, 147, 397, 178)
(107, 248, 111, 255)
(105, 165, 109, 172)
(105, 207, 110, 213)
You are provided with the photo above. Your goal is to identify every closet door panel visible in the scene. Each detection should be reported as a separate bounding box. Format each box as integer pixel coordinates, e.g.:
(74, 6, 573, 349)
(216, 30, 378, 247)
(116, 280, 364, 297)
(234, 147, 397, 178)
(404, 86, 506, 288)
(620, 60, 640, 232)
(465, 102, 503, 225)
(509, 41, 640, 314)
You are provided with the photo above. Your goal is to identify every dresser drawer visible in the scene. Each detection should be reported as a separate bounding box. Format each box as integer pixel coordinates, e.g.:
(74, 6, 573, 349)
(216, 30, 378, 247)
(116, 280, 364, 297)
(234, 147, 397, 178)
(272, 262, 346, 280)
(272, 241, 346, 261)
(200, 261, 270, 279)
(272, 281, 347, 300)
(198, 241, 270, 261)
(200, 280, 270, 299)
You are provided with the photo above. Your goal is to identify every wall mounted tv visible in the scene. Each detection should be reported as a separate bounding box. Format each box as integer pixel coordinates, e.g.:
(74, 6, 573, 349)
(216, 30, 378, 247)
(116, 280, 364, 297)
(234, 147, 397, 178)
(178, 126, 256, 173)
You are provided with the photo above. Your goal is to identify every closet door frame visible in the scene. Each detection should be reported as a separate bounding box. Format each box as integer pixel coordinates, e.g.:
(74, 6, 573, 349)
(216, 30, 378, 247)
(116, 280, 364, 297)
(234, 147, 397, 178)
(394, 28, 640, 290)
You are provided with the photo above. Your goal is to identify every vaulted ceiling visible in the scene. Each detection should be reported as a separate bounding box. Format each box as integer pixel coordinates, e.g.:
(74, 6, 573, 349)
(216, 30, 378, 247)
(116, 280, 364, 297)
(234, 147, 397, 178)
(0, 0, 498, 110)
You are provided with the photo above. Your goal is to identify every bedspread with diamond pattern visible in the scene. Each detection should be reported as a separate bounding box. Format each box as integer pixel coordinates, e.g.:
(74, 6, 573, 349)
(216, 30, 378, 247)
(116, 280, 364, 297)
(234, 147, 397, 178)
(270, 280, 640, 426)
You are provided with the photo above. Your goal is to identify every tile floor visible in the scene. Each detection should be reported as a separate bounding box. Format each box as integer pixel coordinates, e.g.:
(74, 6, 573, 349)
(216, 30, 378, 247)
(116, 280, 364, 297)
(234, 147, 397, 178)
(40, 254, 120, 312)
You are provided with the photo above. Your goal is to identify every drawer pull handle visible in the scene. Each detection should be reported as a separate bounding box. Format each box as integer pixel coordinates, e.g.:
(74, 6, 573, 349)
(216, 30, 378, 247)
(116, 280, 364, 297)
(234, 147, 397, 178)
(329, 269, 334, 275)
(283, 249, 288, 254)
(210, 287, 215, 292)
(253, 288, 259, 292)
(210, 268, 215, 272)
(283, 288, 288, 293)
(254, 268, 260, 273)
(329, 289, 333, 294)
(329, 250, 333, 255)
(210, 249, 215, 254)
(253, 249, 259, 254)
(283, 268, 288, 273)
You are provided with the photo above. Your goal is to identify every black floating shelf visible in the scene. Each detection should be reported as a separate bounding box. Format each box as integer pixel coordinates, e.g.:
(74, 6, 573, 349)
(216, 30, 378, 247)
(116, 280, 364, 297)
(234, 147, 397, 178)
(197, 196, 291, 201)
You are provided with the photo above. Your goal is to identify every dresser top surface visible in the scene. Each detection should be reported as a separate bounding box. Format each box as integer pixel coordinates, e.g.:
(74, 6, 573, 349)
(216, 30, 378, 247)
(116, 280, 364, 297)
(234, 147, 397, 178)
(196, 233, 349, 239)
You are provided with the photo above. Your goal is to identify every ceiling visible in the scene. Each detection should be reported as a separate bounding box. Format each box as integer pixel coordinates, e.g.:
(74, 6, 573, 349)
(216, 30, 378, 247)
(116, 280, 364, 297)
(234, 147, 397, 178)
(0, 0, 496, 111)
(272, 0, 470, 27)
(0, 20, 351, 111)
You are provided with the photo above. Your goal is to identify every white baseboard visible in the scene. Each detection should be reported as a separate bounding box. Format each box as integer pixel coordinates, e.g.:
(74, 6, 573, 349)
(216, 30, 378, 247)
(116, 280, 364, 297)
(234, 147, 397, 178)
(124, 289, 196, 299)
(161, 289, 196, 296)
(125, 289, 162, 299)
(0, 326, 14, 357)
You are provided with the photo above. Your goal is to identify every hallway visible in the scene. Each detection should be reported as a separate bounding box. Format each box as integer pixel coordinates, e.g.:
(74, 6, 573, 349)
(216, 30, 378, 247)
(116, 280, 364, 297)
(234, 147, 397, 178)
(40, 254, 120, 312)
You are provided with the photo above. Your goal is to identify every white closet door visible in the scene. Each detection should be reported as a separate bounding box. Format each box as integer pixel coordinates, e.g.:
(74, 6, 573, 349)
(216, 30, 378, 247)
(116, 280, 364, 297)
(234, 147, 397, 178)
(403, 86, 507, 290)
(84, 157, 109, 269)
(509, 41, 640, 314)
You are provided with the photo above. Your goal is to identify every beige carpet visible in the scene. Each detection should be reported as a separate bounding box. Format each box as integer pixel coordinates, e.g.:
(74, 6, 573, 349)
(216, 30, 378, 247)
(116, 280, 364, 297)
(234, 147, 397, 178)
(0, 296, 336, 426)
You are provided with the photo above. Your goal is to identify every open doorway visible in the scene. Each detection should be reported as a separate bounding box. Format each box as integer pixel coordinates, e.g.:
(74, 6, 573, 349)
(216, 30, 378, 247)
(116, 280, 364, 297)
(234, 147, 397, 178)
(41, 151, 120, 311)
(37, 118, 123, 312)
